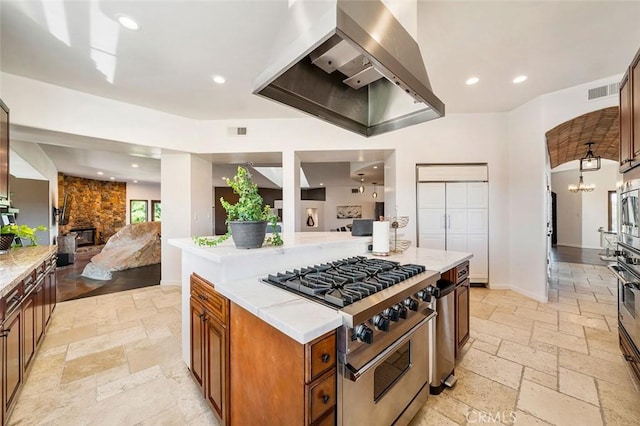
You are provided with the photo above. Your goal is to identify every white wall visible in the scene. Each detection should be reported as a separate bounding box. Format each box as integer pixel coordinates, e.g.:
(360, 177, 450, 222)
(4, 71, 625, 303)
(551, 162, 619, 249)
(8, 140, 58, 244)
(9, 176, 50, 245)
(551, 169, 583, 247)
(161, 153, 212, 286)
(126, 182, 161, 224)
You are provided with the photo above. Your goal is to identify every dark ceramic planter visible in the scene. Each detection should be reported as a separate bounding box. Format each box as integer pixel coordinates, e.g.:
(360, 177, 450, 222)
(0, 233, 15, 252)
(229, 221, 267, 249)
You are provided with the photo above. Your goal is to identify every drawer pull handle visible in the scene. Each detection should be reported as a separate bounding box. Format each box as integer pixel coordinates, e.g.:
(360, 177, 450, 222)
(624, 354, 636, 363)
(321, 353, 330, 363)
(321, 394, 330, 404)
(198, 294, 207, 301)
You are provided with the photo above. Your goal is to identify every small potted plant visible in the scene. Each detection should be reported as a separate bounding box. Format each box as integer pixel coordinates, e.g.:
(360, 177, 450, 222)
(0, 223, 48, 251)
(194, 166, 282, 249)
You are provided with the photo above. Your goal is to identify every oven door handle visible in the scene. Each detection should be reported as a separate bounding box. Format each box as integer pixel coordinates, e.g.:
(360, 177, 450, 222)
(608, 264, 632, 284)
(345, 312, 435, 382)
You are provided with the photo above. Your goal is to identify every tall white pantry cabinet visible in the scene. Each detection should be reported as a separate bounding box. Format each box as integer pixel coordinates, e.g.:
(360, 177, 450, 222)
(417, 165, 489, 284)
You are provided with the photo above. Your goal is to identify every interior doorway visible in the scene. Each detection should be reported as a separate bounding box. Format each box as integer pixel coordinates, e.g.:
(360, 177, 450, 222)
(551, 192, 557, 246)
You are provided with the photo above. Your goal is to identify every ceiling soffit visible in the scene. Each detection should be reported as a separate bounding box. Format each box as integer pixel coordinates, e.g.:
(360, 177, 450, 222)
(546, 106, 619, 169)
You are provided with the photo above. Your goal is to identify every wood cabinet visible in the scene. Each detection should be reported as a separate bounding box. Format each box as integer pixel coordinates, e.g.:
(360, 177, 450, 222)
(230, 302, 336, 426)
(1, 251, 56, 425)
(620, 47, 640, 172)
(189, 274, 229, 426)
(443, 261, 470, 358)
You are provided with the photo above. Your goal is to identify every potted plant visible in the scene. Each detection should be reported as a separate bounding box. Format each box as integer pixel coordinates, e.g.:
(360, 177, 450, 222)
(0, 223, 48, 250)
(194, 166, 282, 249)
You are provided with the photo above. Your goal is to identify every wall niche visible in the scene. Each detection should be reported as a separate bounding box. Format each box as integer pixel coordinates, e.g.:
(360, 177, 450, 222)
(57, 173, 126, 243)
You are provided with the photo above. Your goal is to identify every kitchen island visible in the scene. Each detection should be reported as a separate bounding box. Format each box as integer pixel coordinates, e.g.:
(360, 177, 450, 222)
(169, 233, 471, 425)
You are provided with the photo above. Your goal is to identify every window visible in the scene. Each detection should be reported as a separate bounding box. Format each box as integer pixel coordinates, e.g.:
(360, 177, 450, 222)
(608, 191, 618, 231)
(152, 200, 161, 222)
(130, 200, 148, 223)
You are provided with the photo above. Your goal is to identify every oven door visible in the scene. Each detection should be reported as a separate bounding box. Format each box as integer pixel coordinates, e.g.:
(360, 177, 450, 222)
(338, 317, 430, 426)
(609, 264, 640, 346)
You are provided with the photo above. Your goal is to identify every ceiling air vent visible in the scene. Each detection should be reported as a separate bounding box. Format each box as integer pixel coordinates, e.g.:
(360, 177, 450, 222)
(587, 82, 620, 101)
(351, 188, 359, 194)
(236, 127, 247, 136)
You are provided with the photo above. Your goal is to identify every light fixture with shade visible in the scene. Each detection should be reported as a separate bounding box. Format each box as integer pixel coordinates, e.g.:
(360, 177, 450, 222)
(579, 142, 601, 172)
(358, 173, 365, 193)
(568, 172, 595, 193)
(372, 182, 378, 199)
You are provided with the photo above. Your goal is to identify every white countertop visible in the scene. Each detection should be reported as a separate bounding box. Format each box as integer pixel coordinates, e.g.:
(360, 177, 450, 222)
(170, 232, 472, 345)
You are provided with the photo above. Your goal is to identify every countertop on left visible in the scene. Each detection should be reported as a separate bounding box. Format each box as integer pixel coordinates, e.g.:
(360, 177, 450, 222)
(0, 246, 57, 298)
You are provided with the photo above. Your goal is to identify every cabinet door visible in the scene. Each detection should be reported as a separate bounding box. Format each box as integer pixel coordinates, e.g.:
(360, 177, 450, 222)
(205, 317, 227, 422)
(418, 209, 445, 233)
(22, 295, 36, 371)
(190, 297, 205, 393)
(446, 183, 468, 209)
(467, 182, 488, 208)
(419, 233, 446, 250)
(467, 209, 488, 234)
(632, 54, 640, 159)
(620, 72, 633, 171)
(447, 209, 468, 234)
(467, 234, 489, 283)
(35, 283, 45, 345)
(446, 234, 467, 252)
(455, 279, 470, 356)
(45, 271, 57, 324)
(417, 183, 445, 209)
(3, 308, 22, 415)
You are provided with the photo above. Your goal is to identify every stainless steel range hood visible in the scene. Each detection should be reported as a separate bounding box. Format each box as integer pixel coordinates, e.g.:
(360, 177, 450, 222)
(253, 0, 445, 137)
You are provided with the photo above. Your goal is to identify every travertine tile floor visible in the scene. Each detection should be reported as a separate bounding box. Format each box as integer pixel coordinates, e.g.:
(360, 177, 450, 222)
(10, 262, 640, 425)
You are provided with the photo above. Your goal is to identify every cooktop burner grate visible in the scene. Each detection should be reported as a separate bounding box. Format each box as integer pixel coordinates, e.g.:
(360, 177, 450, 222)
(264, 256, 426, 308)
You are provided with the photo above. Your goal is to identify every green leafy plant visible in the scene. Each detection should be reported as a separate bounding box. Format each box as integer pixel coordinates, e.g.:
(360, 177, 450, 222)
(194, 166, 283, 247)
(1, 224, 48, 246)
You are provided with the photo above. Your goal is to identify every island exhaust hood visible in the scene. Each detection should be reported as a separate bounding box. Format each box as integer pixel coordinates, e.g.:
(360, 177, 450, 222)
(253, 0, 445, 137)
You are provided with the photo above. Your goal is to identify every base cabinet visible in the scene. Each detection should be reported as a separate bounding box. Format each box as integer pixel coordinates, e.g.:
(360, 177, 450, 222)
(230, 302, 336, 426)
(1, 251, 56, 425)
(189, 274, 229, 425)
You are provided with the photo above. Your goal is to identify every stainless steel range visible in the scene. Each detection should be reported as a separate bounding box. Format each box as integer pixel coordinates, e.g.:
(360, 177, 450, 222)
(264, 256, 439, 426)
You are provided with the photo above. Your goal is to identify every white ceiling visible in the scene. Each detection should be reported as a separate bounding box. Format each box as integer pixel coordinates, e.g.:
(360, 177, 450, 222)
(2, 0, 640, 184)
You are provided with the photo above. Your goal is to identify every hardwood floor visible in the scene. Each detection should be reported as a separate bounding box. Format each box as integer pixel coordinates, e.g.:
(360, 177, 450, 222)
(56, 251, 160, 302)
(550, 245, 613, 266)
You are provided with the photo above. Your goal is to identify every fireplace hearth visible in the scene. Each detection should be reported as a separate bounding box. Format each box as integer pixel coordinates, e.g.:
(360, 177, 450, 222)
(71, 227, 96, 247)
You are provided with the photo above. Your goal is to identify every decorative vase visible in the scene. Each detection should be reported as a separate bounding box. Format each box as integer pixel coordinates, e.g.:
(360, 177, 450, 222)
(229, 221, 267, 249)
(0, 233, 15, 253)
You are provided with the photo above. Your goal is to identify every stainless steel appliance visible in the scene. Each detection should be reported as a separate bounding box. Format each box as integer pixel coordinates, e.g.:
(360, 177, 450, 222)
(610, 179, 640, 382)
(253, 0, 445, 137)
(609, 245, 640, 376)
(264, 257, 438, 425)
(429, 280, 457, 394)
(619, 179, 640, 245)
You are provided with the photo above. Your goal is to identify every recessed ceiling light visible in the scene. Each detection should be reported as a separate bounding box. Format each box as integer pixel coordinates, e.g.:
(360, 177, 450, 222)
(131, 163, 139, 168)
(373, 166, 378, 169)
(116, 15, 140, 31)
(466, 77, 479, 85)
(320, 182, 324, 186)
(109, 176, 115, 180)
(212, 75, 226, 84)
(221, 176, 227, 181)
(513, 75, 528, 84)
(97, 171, 104, 175)
(133, 180, 138, 183)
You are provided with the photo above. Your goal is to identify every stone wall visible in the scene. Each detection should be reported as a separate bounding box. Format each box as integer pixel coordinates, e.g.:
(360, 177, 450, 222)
(58, 174, 126, 243)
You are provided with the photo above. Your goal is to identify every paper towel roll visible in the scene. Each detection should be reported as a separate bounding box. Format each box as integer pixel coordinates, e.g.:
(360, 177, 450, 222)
(372, 221, 390, 255)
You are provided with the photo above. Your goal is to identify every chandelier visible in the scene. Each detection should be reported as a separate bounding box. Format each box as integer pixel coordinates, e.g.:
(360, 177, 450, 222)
(579, 142, 601, 172)
(568, 173, 595, 193)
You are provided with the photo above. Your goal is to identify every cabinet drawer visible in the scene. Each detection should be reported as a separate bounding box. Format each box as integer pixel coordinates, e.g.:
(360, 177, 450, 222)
(306, 371, 336, 424)
(306, 332, 336, 382)
(191, 274, 227, 325)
